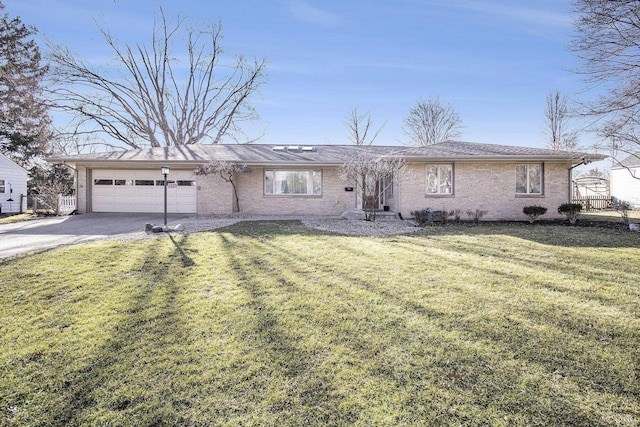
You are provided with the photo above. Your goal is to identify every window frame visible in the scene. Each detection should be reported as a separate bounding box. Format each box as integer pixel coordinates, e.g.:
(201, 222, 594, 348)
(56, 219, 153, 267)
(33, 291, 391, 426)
(264, 168, 323, 197)
(94, 179, 113, 186)
(516, 163, 544, 196)
(425, 163, 454, 196)
(0, 179, 5, 193)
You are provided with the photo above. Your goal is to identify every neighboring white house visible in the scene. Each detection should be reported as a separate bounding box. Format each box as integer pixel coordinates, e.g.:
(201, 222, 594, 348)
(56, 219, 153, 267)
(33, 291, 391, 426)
(0, 152, 28, 214)
(611, 152, 640, 208)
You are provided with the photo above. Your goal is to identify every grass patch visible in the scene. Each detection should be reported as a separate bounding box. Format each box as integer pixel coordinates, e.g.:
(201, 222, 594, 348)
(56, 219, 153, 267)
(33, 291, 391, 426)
(1, 222, 638, 426)
(0, 212, 38, 225)
(581, 210, 640, 223)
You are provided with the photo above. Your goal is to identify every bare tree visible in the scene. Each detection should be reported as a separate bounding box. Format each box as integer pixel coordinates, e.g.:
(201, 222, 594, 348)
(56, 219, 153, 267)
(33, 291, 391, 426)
(344, 108, 385, 145)
(571, 0, 640, 166)
(339, 151, 405, 221)
(195, 160, 250, 212)
(48, 8, 266, 150)
(403, 96, 462, 146)
(545, 90, 578, 151)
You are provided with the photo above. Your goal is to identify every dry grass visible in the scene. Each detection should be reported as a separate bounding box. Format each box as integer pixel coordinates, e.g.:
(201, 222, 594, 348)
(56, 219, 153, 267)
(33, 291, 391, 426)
(0, 221, 638, 426)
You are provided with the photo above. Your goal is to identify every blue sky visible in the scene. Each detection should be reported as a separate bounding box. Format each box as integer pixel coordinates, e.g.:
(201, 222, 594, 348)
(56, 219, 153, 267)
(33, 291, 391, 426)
(13, 0, 592, 149)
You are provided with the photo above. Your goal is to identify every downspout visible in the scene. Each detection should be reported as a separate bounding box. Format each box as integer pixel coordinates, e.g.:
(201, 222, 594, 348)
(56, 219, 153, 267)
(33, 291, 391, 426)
(569, 156, 591, 202)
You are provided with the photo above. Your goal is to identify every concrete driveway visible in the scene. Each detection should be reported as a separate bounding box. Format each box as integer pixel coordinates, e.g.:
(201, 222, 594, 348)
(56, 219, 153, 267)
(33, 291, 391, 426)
(0, 213, 193, 259)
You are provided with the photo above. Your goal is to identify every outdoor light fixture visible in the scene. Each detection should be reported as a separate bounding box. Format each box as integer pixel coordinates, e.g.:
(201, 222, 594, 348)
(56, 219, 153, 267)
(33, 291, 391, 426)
(161, 166, 170, 225)
(6, 183, 13, 202)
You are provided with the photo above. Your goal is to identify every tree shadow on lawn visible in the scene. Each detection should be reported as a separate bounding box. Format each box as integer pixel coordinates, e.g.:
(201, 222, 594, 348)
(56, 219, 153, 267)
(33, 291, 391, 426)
(213, 219, 640, 249)
(212, 229, 639, 426)
(216, 233, 356, 424)
(49, 234, 199, 425)
(413, 221, 640, 249)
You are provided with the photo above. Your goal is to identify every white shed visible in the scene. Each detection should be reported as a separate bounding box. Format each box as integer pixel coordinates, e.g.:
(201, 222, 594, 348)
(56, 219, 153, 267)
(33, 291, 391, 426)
(0, 152, 29, 214)
(610, 152, 640, 208)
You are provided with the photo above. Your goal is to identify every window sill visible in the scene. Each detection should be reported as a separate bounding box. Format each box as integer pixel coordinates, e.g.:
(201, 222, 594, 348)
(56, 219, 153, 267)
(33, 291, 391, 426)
(264, 194, 322, 198)
(515, 194, 545, 198)
(425, 194, 455, 198)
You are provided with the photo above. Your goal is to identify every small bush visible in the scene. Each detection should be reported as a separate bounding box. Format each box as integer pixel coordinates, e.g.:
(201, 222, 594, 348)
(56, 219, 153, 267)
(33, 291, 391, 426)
(612, 198, 632, 226)
(411, 208, 431, 226)
(523, 205, 548, 223)
(450, 208, 462, 222)
(558, 203, 582, 224)
(441, 208, 452, 225)
(466, 209, 488, 225)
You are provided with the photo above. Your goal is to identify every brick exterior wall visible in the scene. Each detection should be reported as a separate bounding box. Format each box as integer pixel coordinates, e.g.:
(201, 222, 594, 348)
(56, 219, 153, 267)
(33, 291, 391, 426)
(73, 161, 572, 219)
(234, 167, 356, 215)
(398, 161, 572, 220)
(196, 173, 234, 214)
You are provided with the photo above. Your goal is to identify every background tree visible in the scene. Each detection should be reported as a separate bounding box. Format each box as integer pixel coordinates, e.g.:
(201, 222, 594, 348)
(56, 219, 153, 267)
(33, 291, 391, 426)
(0, 1, 51, 167)
(572, 0, 640, 164)
(339, 151, 405, 221)
(195, 160, 250, 212)
(403, 96, 462, 146)
(344, 108, 385, 145)
(28, 163, 74, 214)
(48, 8, 266, 150)
(545, 90, 578, 151)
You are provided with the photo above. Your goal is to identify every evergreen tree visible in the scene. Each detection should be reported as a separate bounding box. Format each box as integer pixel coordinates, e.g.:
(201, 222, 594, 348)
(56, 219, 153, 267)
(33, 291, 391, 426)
(0, 1, 50, 167)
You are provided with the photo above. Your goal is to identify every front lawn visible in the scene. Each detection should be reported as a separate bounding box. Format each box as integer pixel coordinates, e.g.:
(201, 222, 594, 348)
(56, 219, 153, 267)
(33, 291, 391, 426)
(581, 209, 640, 224)
(0, 222, 638, 426)
(0, 212, 37, 225)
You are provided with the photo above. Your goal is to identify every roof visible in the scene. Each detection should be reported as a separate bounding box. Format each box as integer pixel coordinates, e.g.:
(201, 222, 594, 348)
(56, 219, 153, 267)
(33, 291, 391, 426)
(46, 140, 606, 166)
(0, 152, 29, 174)
(612, 152, 640, 169)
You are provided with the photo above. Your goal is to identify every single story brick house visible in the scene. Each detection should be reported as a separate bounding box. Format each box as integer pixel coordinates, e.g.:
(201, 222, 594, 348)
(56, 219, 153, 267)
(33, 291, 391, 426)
(47, 141, 605, 221)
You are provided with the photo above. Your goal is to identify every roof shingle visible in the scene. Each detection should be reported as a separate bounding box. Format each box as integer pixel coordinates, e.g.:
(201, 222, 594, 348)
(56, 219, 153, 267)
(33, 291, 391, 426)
(47, 140, 605, 165)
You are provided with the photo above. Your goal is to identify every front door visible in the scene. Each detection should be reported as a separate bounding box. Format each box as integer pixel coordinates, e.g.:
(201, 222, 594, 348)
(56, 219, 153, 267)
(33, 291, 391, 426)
(363, 176, 380, 210)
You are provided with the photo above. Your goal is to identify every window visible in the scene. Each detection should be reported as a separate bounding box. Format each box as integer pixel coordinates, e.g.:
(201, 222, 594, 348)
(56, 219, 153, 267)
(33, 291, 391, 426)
(264, 169, 322, 195)
(135, 180, 155, 186)
(155, 180, 176, 186)
(516, 164, 543, 195)
(0, 180, 4, 193)
(114, 179, 134, 186)
(425, 164, 453, 195)
(177, 180, 196, 187)
(94, 179, 113, 185)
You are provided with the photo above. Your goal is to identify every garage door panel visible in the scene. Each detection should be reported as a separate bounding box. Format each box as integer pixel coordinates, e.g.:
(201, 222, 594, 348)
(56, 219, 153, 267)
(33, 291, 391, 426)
(92, 169, 197, 213)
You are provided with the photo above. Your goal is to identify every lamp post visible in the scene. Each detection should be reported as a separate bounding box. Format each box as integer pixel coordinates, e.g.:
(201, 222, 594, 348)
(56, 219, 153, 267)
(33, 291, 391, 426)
(161, 166, 170, 226)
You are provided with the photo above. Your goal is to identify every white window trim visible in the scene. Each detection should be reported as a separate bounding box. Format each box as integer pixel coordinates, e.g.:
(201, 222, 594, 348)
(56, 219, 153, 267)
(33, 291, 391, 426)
(425, 163, 454, 196)
(264, 168, 323, 197)
(516, 163, 544, 196)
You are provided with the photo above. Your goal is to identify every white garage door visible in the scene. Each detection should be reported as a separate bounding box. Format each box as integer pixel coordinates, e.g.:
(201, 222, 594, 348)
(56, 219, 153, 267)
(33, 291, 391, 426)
(92, 169, 197, 213)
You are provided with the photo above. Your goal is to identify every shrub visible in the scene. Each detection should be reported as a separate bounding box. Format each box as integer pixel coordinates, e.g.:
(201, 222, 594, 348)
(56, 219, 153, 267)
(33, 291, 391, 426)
(558, 203, 582, 224)
(411, 208, 431, 226)
(466, 209, 488, 225)
(523, 205, 548, 223)
(449, 208, 462, 222)
(441, 208, 452, 225)
(612, 198, 631, 226)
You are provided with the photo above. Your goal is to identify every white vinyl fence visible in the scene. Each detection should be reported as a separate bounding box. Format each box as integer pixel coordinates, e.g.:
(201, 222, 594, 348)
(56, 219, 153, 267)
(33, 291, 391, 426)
(58, 195, 76, 214)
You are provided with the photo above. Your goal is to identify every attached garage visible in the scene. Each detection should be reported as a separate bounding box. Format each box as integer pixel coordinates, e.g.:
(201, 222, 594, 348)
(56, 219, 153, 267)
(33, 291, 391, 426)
(90, 169, 197, 213)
